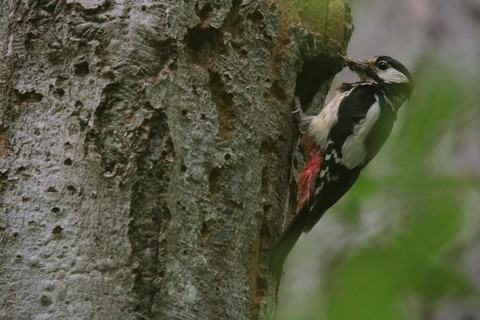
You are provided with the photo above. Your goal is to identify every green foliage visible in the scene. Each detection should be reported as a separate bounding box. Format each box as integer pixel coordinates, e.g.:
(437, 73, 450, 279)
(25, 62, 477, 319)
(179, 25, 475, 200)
(333, 175, 379, 222)
(392, 64, 469, 168)
(326, 202, 473, 320)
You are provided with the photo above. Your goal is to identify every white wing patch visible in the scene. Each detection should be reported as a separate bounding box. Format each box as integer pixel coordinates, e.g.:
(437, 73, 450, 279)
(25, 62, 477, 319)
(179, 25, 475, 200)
(307, 88, 354, 148)
(341, 96, 381, 169)
(377, 68, 409, 84)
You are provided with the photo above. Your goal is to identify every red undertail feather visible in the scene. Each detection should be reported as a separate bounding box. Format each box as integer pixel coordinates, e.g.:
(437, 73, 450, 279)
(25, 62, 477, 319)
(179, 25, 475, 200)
(297, 136, 323, 211)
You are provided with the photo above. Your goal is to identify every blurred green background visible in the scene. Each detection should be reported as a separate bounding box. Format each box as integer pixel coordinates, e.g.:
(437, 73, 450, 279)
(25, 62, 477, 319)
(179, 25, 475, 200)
(278, 0, 480, 319)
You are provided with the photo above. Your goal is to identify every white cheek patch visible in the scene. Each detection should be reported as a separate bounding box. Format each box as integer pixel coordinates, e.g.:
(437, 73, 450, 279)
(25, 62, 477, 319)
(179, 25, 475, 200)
(377, 68, 409, 84)
(341, 96, 381, 169)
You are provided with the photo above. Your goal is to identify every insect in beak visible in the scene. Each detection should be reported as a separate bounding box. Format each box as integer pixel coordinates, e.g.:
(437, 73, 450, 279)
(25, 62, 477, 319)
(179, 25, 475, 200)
(338, 54, 371, 72)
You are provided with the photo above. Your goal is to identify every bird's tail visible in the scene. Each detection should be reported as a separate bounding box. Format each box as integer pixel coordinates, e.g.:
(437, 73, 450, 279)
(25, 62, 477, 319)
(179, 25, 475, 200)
(269, 211, 308, 273)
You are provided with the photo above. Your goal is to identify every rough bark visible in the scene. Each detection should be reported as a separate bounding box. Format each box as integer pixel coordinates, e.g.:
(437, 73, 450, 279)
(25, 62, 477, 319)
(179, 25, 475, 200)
(0, 0, 351, 319)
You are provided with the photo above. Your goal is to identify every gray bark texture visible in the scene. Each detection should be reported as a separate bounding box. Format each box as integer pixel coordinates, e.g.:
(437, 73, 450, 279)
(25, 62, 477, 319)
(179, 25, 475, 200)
(0, 0, 351, 319)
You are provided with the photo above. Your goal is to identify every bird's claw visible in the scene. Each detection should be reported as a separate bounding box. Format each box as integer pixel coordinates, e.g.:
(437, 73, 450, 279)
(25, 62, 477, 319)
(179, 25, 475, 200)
(291, 97, 303, 114)
(291, 97, 304, 125)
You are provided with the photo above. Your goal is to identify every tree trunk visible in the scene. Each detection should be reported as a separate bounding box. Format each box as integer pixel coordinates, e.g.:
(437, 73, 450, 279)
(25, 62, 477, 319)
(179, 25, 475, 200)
(0, 0, 351, 319)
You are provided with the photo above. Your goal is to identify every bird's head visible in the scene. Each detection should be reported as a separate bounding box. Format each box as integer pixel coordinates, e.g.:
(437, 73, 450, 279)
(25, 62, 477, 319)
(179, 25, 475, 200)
(340, 55, 414, 96)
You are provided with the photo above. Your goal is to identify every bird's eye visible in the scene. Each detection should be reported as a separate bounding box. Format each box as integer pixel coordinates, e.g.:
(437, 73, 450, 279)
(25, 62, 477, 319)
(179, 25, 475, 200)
(377, 61, 389, 70)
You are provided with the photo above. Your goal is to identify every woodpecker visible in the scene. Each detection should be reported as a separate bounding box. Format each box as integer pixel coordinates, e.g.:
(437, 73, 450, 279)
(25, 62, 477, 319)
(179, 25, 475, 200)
(271, 55, 414, 267)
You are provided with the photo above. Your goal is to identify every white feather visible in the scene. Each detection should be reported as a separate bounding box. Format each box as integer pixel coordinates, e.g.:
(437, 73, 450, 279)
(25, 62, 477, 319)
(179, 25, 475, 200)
(306, 88, 354, 147)
(341, 96, 381, 169)
(377, 68, 409, 84)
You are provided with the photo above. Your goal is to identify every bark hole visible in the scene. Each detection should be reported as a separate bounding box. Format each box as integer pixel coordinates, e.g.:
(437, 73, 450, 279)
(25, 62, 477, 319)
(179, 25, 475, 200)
(295, 55, 342, 107)
(208, 166, 223, 199)
(260, 166, 269, 197)
(66, 185, 77, 195)
(247, 223, 270, 319)
(185, 26, 226, 66)
(46, 187, 58, 193)
(52, 225, 63, 235)
(40, 295, 53, 307)
(51, 207, 60, 213)
(265, 80, 287, 101)
(13, 89, 44, 105)
(259, 139, 274, 155)
(74, 61, 90, 76)
(127, 110, 173, 317)
(208, 71, 237, 140)
(201, 219, 216, 241)
(52, 87, 65, 98)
